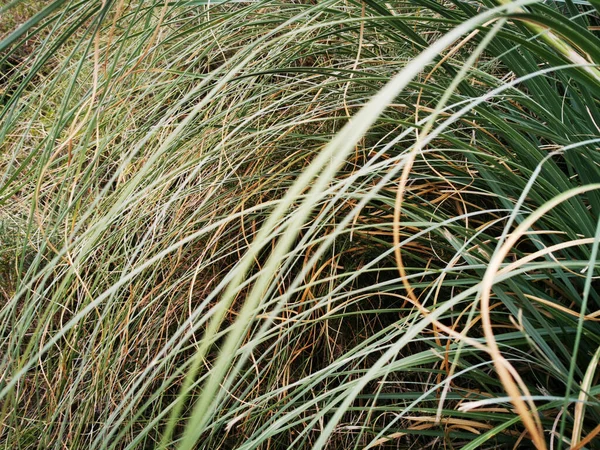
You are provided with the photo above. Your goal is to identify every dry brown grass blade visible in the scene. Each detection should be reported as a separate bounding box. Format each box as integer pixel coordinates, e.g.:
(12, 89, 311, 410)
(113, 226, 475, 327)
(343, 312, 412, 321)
(571, 423, 600, 450)
(365, 423, 436, 448)
(475, 186, 600, 449)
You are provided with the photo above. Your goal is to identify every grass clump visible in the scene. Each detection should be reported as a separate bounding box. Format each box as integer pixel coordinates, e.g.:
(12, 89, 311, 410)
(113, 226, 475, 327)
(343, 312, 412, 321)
(1, 0, 600, 449)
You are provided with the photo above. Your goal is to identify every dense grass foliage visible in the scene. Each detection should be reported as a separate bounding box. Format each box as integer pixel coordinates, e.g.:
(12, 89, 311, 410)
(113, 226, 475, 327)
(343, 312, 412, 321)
(1, 0, 600, 448)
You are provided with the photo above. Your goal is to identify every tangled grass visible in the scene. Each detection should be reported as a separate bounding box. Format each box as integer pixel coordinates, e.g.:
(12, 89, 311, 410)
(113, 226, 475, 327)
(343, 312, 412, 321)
(1, 0, 600, 448)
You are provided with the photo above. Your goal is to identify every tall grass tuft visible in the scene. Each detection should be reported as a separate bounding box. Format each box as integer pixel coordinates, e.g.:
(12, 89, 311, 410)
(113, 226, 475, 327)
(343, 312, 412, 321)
(1, 0, 599, 448)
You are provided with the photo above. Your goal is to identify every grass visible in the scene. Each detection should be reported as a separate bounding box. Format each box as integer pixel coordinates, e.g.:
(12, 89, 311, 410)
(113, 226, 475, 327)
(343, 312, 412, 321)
(0, 1, 51, 37)
(1, 0, 600, 448)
